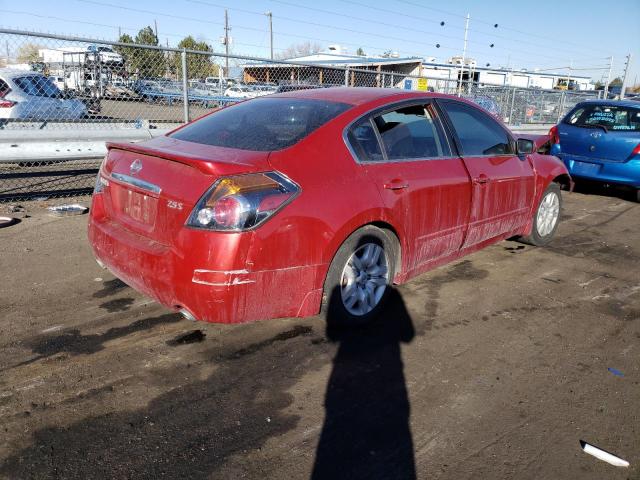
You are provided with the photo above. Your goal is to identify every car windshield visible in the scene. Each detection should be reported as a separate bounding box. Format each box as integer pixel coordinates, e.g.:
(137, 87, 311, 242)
(14, 75, 62, 98)
(170, 97, 351, 151)
(565, 104, 640, 132)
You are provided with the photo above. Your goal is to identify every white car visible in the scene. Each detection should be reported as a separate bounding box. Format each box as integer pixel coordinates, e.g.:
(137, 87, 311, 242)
(86, 45, 124, 66)
(224, 85, 258, 99)
(0, 69, 87, 120)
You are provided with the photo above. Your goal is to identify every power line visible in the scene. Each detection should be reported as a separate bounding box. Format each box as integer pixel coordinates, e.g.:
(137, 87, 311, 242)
(0, 9, 283, 54)
(391, 0, 613, 56)
(3, 2, 609, 77)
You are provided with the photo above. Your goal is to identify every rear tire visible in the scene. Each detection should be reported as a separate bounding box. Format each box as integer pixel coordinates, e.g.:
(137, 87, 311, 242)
(321, 226, 398, 327)
(518, 183, 562, 246)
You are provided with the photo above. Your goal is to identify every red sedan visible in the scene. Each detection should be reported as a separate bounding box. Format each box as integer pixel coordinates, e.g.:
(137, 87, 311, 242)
(88, 88, 570, 325)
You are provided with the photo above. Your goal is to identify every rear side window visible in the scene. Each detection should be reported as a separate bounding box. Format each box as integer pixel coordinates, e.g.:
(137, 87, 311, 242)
(565, 104, 640, 132)
(171, 97, 351, 151)
(347, 119, 383, 161)
(13, 76, 61, 98)
(440, 100, 514, 156)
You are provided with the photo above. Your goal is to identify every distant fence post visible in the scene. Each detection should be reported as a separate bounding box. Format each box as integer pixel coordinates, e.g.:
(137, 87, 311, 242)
(181, 49, 190, 123)
(344, 67, 349, 87)
(508, 87, 517, 124)
(556, 91, 566, 124)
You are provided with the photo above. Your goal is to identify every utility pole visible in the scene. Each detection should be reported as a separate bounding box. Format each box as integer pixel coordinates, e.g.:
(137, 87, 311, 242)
(265, 11, 273, 60)
(458, 13, 470, 95)
(620, 53, 632, 100)
(154, 20, 158, 41)
(118, 26, 121, 39)
(604, 56, 613, 98)
(5, 41, 9, 65)
(224, 9, 230, 78)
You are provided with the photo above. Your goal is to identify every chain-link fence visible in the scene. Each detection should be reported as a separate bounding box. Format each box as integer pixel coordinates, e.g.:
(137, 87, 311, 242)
(0, 28, 602, 201)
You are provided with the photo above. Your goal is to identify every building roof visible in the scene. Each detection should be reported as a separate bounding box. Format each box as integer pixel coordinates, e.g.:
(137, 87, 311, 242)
(244, 52, 422, 69)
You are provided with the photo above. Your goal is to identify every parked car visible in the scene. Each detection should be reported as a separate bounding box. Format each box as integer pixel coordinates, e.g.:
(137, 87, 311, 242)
(88, 88, 570, 325)
(224, 85, 258, 99)
(275, 84, 323, 93)
(462, 94, 502, 119)
(86, 45, 124, 67)
(104, 80, 137, 100)
(0, 69, 87, 120)
(550, 100, 640, 200)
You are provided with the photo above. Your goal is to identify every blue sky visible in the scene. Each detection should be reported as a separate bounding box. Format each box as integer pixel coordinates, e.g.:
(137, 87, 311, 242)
(1, 0, 639, 82)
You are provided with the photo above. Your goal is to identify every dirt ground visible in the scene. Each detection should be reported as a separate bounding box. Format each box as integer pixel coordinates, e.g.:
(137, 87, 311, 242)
(0, 189, 638, 480)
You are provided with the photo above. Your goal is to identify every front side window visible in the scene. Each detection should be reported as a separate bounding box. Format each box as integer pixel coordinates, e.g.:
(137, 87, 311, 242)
(375, 104, 448, 159)
(565, 104, 640, 132)
(440, 100, 514, 156)
(171, 97, 351, 151)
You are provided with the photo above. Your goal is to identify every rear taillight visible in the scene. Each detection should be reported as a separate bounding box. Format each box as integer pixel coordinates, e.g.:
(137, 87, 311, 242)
(549, 125, 559, 145)
(187, 172, 299, 231)
(93, 173, 109, 194)
(93, 157, 110, 194)
(0, 100, 16, 108)
(631, 143, 640, 158)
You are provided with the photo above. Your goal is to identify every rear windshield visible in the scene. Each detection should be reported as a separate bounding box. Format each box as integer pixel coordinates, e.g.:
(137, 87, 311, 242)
(564, 104, 640, 132)
(171, 97, 351, 151)
(13, 76, 62, 98)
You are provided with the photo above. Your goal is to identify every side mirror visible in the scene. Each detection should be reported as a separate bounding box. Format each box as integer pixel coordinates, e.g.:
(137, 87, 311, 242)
(550, 143, 562, 156)
(517, 138, 535, 155)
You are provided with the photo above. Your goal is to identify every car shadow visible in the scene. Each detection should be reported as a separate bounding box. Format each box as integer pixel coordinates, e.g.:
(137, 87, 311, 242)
(573, 180, 638, 203)
(311, 286, 417, 480)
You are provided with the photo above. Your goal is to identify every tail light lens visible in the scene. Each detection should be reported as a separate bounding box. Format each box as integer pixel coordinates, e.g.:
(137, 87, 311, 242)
(549, 125, 559, 145)
(187, 172, 299, 231)
(0, 100, 16, 108)
(93, 173, 109, 194)
(630, 143, 640, 159)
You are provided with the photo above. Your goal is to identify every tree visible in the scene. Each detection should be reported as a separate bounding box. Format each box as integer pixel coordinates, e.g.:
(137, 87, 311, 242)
(175, 36, 218, 79)
(17, 43, 41, 63)
(113, 33, 135, 67)
(275, 42, 321, 60)
(356, 47, 366, 56)
(116, 27, 166, 78)
(609, 77, 623, 87)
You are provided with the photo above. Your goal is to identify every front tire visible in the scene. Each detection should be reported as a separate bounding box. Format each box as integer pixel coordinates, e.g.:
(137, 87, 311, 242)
(519, 183, 562, 246)
(322, 226, 397, 327)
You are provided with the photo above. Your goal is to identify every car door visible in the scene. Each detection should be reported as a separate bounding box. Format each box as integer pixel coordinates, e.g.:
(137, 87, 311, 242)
(346, 101, 472, 274)
(437, 99, 535, 248)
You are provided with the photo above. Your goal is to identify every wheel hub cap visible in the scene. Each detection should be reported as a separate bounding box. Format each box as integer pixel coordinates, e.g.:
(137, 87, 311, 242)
(536, 191, 560, 237)
(340, 243, 389, 316)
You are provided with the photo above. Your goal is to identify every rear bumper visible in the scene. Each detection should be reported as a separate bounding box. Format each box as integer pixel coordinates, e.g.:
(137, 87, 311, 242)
(561, 155, 640, 188)
(88, 209, 326, 324)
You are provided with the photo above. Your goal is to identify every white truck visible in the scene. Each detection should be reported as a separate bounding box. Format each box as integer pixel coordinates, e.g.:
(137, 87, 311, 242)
(38, 46, 123, 67)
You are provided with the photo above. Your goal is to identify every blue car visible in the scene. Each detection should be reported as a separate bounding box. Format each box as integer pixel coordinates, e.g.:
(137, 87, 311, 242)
(552, 100, 640, 201)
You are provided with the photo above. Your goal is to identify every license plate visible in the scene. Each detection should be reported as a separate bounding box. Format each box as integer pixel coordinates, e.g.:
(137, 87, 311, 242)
(124, 190, 155, 224)
(572, 161, 601, 176)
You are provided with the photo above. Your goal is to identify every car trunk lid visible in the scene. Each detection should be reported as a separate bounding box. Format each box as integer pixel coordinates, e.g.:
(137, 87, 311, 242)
(101, 136, 271, 244)
(558, 123, 640, 163)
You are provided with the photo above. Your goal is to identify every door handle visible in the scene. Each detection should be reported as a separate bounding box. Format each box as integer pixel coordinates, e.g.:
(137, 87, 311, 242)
(473, 174, 490, 185)
(383, 180, 409, 190)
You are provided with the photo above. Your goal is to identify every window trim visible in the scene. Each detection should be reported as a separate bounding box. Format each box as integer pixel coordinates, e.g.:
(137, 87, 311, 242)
(342, 98, 456, 164)
(435, 98, 517, 158)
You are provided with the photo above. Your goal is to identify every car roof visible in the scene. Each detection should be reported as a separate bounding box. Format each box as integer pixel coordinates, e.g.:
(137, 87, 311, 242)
(576, 99, 640, 109)
(0, 69, 45, 79)
(271, 87, 442, 106)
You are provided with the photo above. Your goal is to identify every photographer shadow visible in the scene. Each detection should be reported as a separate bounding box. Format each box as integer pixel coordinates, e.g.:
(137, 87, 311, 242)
(312, 286, 416, 480)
